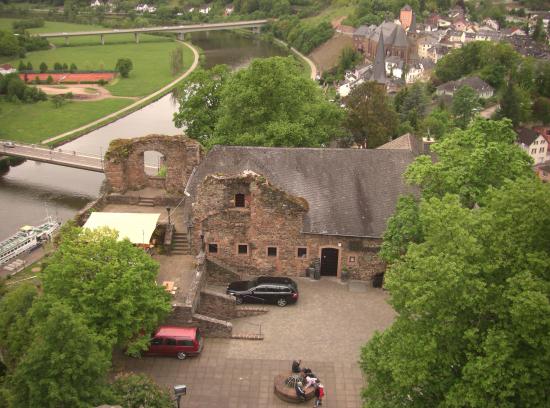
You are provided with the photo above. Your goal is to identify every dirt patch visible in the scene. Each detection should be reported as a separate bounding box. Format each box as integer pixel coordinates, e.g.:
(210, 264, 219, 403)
(36, 84, 135, 101)
(309, 33, 354, 73)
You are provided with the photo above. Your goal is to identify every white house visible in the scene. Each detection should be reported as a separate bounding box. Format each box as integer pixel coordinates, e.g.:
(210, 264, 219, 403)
(405, 61, 426, 83)
(135, 4, 156, 13)
(436, 76, 494, 99)
(224, 4, 234, 15)
(90, 0, 102, 7)
(517, 128, 550, 164)
(385, 56, 404, 79)
(199, 4, 211, 14)
(0, 64, 16, 75)
(482, 18, 499, 30)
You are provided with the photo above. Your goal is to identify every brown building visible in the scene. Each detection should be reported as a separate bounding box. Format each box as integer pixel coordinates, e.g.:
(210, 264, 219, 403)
(183, 146, 418, 282)
(400, 4, 413, 31)
(353, 21, 414, 63)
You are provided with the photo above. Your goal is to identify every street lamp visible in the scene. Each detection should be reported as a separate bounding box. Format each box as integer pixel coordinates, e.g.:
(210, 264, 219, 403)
(174, 385, 187, 408)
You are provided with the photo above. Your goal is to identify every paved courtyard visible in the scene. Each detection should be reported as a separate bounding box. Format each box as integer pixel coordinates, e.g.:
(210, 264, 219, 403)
(114, 278, 395, 407)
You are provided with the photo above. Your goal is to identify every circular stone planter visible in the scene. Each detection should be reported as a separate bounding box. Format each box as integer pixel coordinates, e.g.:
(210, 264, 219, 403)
(274, 373, 315, 403)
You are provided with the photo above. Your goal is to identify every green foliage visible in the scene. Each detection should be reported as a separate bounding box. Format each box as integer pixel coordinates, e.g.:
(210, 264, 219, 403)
(8, 301, 111, 408)
(344, 0, 413, 27)
(175, 57, 344, 148)
(269, 16, 334, 54)
(62, 62, 68, 71)
(0, 283, 37, 370)
(344, 81, 398, 148)
(434, 42, 520, 90)
(69, 62, 78, 72)
(533, 96, 550, 124)
(115, 58, 133, 78)
(170, 46, 184, 76)
(451, 85, 480, 129)
(395, 83, 429, 130)
(498, 82, 532, 126)
(17, 60, 25, 71)
(53, 62, 63, 71)
(532, 17, 546, 43)
(41, 227, 171, 353)
(0, 29, 21, 57)
(25, 61, 32, 71)
(0, 73, 46, 103)
(405, 119, 534, 208)
(174, 64, 231, 145)
(111, 373, 173, 408)
(39, 61, 47, 73)
(362, 178, 550, 408)
(380, 195, 422, 263)
(535, 61, 550, 99)
(12, 18, 44, 32)
(418, 107, 453, 140)
(51, 94, 67, 108)
(46, 74, 53, 84)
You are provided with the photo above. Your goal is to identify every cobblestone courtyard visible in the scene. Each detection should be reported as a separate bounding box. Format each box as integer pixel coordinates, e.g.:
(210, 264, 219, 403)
(114, 278, 395, 407)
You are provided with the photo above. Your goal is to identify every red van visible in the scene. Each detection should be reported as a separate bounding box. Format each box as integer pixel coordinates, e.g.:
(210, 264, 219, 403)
(143, 326, 203, 360)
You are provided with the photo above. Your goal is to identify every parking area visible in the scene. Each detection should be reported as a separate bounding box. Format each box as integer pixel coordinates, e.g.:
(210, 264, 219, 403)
(114, 277, 395, 407)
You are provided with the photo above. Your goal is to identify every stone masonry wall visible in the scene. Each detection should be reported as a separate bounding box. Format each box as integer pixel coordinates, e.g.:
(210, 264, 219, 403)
(104, 135, 203, 194)
(191, 173, 385, 281)
(197, 289, 236, 321)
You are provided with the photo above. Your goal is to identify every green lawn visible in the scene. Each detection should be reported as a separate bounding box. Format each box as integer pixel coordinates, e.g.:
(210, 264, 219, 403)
(8, 41, 194, 96)
(303, 5, 354, 25)
(0, 98, 132, 143)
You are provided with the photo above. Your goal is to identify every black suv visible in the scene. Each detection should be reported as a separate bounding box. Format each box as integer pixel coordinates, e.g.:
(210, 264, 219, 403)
(226, 276, 299, 307)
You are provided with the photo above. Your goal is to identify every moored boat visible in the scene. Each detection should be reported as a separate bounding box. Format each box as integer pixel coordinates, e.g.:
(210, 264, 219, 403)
(0, 217, 60, 266)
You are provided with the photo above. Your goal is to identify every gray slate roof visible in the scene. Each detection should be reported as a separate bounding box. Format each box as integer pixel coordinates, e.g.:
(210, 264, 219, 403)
(186, 146, 418, 238)
(516, 127, 539, 146)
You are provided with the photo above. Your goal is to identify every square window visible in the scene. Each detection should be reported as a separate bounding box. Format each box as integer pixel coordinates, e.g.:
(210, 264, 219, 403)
(238, 244, 248, 254)
(267, 247, 277, 257)
(349, 256, 356, 263)
(208, 243, 218, 253)
(235, 193, 245, 207)
(297, 247, 307, 258)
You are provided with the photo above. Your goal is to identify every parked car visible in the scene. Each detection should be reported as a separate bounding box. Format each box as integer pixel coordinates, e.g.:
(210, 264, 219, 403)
(226, 276, 299, 307)
(142, 326, 203, 360)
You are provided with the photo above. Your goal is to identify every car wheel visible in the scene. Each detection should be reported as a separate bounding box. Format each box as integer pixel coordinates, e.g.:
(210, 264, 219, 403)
(277, 298, 288, 307)
(177, 352, 187, 360)
(235, 296, 243, 305)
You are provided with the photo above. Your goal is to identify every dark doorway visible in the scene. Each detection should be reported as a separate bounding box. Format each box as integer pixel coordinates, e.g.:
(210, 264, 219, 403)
(320, 248, 339, 276)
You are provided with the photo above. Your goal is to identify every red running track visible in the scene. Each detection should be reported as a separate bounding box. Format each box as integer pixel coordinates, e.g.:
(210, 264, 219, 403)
(19, 72, 116, 83)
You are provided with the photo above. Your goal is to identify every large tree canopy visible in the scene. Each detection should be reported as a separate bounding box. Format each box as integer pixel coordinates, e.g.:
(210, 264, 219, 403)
(41, 227, 171, 353)
(362, 178, 550, 407)
(405, 119, 533, 208)
(174, 57, 345, 148)
(344, 81, 398, 148)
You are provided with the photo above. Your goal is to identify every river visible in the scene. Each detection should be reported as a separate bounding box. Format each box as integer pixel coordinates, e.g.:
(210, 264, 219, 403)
(0, 31, 291, 240)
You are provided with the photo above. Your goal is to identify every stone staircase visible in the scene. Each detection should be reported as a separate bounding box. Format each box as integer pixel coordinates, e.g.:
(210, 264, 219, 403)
(171, 232, 190, 255)
(138, 197, 155, 207)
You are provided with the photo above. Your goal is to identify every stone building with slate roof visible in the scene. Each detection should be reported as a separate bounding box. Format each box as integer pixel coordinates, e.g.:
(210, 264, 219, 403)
(354, 20, 416, 63)
(184, 146, 418, 281)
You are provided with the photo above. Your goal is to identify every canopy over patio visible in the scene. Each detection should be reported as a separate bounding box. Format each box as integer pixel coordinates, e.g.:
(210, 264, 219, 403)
(83, 212, 160, 245)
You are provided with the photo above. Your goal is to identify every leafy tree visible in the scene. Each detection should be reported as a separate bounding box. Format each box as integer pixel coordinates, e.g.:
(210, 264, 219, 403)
(69, 63, 78, 73)
(405, 119, 534, 208)
(498, 82, 532, 126)
(535, 61, 550, 98)
(8, 301, 111, 408)
(379, 195, 423, 263)
(39, 62, 48, 73)
(361, 178, 550, 408)
(110, 373, 173, 408)
(17, 60, 26, 71)
(532, 17, 546, 43)
(115, 58, 133, 78)
(396, 83, 429, 130)
(451, 85, 480, 129)
(170, 46, 184, 76)
(53, 62, 62, 71)
(344, 81, 398, 148)
(26, 61, 33, 71)
(512, 57, 535, 93)
(533, 96, 550, 124)
(46, 75, 54, 85)
(0, 30, 21, 57)
(419, 108, 454, 140)
(0, 284, 37, 369)
(176, 57, 344, 148)
(62, 63, 68, 72)
(40, 227, 171, 354)
(174, 65, 231, 145)
(51, 94, 66, 108)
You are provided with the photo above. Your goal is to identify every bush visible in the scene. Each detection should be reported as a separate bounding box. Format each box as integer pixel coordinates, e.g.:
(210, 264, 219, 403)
(39, 62, 47, 73)
(115, 58, 133, 78)
(12, 18, 44, 31)
(62, 63, 68, 72)
(110, 373, 173, 408)
(46, 75, 53, 84)
(53, 62, 62, 71)
(69, 63, 77, 73)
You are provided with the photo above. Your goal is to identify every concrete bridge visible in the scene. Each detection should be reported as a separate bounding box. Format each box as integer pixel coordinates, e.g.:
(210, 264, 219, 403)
(1, 142, 105, 172)
(36, 19, 269, 45)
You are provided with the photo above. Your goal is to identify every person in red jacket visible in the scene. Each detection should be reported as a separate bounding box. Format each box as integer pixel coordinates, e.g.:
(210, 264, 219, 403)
(314, 380, 325, 407)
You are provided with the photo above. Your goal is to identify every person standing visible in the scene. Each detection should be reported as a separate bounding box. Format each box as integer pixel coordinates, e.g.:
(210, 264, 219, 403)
(313, 380, 325, 407)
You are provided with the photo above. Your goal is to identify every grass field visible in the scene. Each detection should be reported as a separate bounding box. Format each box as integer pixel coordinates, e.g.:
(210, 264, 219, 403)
(8, 41, 194, 96)
(303, 5, 354, 25)
(0, 98, 132, 143)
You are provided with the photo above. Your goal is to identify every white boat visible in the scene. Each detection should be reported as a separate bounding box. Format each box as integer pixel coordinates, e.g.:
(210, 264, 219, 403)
(0, 217, 60, 266)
